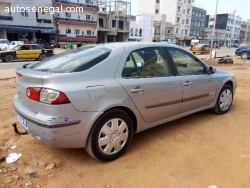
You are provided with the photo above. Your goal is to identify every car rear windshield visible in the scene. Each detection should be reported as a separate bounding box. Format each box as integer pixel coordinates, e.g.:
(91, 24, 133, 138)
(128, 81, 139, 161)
(30, 46, 112, 73)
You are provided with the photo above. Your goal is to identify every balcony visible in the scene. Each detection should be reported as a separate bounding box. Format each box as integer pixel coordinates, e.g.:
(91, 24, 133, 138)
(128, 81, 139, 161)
(54, 0, 97, 12)
(58, 34, 97, 43)
(154, 21, 161, 26)
(154, 32, 160, 37)
(57, 17, 97, 27)
(37, 18, 52, 24)
(0, 15, 13, 21)
(165, 34, 175, 38)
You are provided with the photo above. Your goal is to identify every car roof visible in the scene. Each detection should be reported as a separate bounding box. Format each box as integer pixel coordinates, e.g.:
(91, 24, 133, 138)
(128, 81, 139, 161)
(97, 42, 180, 49)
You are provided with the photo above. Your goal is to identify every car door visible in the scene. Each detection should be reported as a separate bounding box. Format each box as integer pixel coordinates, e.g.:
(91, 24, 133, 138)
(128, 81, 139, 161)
(166, 47, 218, 113)
(30, 45, 42, 59)
(116, 47, 182, 123)
(16, 45, 29, 59)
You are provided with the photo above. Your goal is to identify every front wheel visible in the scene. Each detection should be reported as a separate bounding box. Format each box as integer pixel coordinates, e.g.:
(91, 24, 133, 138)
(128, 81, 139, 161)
(39, 54, 47, 61)
(241, 52, 249, 60)
(86, 109, 133, 161)
(211, 84, 233, 114)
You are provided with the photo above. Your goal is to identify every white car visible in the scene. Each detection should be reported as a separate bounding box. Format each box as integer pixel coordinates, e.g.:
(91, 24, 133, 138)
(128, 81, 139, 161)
(0, 39, 10, 51)
(8, 41, 24, 49)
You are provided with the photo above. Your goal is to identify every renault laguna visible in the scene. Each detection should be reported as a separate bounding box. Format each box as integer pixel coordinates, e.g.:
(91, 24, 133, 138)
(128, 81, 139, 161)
(13, 42, 237, 161)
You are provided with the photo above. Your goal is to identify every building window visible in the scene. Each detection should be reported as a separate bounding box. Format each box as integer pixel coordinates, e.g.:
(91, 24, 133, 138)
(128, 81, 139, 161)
(156, 0, 160, 3)
(86, 0, 91, 4)
(186, 19, 189, 24)
(201, 22, 204, 26)
(192, 11, 195, 15)
(139, 29, 142, 36)
(183, 9, 186, 14)
(99, 18, 104, 27)
(65, 12, 71, 18)
(74, 29, 80, 34)
(87, 30, 91, 35)
(177, 17, 180, 23)
(130, 28, 133, 36)
(155, 9, 159, 14)
(135, 28, 138, 36)
(86, 15, 91, 20)
(181, 30, 184, 34)
(185, 29, 188, 34)
(177, 6, 181, 12)
(112, 20, 116, 28)
(191, 21, 194, 25)
(21, 9, 29, 17)
(182, 20, 185, 25)
(176, 28, 179, 33)
(187, 9, 190, 14)
(66, 29, 71, 34)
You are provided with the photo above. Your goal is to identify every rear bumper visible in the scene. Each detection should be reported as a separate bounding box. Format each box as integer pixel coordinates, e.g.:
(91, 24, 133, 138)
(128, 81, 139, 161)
(12, 95, 101, 148)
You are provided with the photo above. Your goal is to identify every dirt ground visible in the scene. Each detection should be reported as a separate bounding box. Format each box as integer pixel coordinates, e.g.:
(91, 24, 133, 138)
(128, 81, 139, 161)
(1, 56, 250, 188)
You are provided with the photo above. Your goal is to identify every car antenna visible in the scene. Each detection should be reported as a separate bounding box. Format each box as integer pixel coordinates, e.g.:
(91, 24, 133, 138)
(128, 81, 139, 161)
(23, 63, 30, 68)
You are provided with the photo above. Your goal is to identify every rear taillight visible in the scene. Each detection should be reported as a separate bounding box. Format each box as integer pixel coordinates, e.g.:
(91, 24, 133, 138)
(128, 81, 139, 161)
(26, 87, 70, 105)
(26, 87, 41, 101)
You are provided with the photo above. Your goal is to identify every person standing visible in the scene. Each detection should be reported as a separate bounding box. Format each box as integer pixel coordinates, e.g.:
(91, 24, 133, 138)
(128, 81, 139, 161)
(67, 42, 72, 50)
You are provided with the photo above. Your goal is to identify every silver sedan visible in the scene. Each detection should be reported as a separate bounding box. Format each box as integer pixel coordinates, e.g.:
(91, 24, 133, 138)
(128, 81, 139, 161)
(13, 42, 237, 161)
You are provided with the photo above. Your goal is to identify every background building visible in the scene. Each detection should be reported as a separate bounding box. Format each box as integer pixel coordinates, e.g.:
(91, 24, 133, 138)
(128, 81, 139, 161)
(0, 0, 55, 43)
(53, 0, 98, 47)
(240, 20, 250, 43)
(190, 6, 206, 40)
(129, 13, 154, 42)
(205, 11, 242, 45)
(138, 0, 194, 45)
(97, 0, 131, 43)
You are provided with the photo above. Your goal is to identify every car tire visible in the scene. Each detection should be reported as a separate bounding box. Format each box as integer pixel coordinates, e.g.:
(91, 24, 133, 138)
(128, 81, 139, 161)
(241, 52, 249, 59)
(211, 84, 233, 115)
(85, 109, 133, 161)
(193, 52, 195, 54)
(225, 58, 233, 64)
(217, 58, 226, 64)
(4, 55, 14, 62)
(39, 54, 47, 61)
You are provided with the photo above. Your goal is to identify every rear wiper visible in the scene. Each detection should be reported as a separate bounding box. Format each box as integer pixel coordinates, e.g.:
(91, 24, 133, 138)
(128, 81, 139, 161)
(23, 63, 30, 68)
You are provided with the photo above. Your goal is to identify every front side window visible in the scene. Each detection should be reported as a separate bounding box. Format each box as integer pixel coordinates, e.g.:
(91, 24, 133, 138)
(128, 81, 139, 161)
(167, 47, 206, 75)
(122, 47, 171, 78)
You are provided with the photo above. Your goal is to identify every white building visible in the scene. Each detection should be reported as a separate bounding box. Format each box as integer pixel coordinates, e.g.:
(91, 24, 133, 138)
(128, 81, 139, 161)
(0, 0, 55, 43)
(129, 13, 154, 42)
(138, 0, 193, 44)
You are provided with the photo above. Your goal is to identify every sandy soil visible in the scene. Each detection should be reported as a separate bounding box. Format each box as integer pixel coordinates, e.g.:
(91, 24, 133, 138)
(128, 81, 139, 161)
(1, 57, 250, 188)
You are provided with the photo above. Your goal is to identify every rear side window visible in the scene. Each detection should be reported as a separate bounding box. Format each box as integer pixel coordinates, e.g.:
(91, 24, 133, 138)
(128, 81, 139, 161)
(30, 47, 111, 73)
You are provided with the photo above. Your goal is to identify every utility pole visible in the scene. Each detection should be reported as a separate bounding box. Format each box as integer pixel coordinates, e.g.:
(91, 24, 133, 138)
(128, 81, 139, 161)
(244, 19, 249, 42)
(209, 0, 219, 59)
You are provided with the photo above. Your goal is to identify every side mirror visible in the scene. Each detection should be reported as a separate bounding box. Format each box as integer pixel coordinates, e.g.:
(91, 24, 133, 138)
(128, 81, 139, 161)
(208, 66, 216, 74)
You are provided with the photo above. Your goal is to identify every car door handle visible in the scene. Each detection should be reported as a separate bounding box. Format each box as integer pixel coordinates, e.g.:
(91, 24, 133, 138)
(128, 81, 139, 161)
(130, 88, 145, 93)
(182, 82, 192, 86)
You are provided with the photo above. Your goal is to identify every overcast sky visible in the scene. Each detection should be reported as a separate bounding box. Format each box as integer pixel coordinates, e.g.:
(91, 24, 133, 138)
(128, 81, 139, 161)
(131, 0, 250, 20)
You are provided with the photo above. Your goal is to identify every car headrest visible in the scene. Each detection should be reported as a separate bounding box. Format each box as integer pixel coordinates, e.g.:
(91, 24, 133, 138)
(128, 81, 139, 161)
(144, 50, 157, 65)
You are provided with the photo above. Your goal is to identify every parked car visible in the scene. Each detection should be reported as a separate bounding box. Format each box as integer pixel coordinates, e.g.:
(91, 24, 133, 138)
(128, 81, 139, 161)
(29, 39, 54, 49)
(0, 39, 10, 51)
(8, 41, 24, 49)
(190, 44, 211, 54)
(0, 44, 54, 62)
(235, 43, 250, 59)
(13, 42, 237, 161)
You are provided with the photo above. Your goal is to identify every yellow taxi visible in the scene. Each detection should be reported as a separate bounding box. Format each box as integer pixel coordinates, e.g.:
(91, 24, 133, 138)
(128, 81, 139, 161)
(190, 44, 211, 54)
(0, 44, 54, 62)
